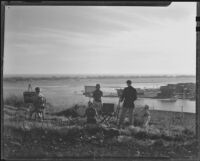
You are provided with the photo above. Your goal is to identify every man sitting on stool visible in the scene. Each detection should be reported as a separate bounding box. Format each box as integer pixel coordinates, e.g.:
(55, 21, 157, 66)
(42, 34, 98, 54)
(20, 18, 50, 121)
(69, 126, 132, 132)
(85, 101, 98, 124)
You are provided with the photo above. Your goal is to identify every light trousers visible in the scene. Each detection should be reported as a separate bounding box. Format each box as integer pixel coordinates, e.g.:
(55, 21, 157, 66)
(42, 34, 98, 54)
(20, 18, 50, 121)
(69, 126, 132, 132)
(92, 101, 102, 114)
(119, 107, 134, 125)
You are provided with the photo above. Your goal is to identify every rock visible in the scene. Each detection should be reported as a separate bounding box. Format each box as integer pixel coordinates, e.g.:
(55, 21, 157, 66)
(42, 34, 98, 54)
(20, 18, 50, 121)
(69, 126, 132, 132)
(85, 124, 102, 135)
(119, 129, 131, 136)
(170, 125, 185, 132)
(100, 123, 108, 129)
(161, 129, 170, 136)
(52, 140, 57, 145)
(124, 117, 129, 124)
(127, 125, 143, 135)
(148, 126, 161, 136)
(23, 123, 31, 131)
(10, 141, 21, 146)
(76, 105, 86, 117)
(67, 126, 82, 138)
(162, 141, 170, 147)
(135, 150, 141, 156)
(168, 151, 176, 157)
(55, 108, 78, 118)
(56, 152, 63, 157)
(117, 135, 132, 143)
(153, 139, 164, 147)
(102, 127, 120, 138)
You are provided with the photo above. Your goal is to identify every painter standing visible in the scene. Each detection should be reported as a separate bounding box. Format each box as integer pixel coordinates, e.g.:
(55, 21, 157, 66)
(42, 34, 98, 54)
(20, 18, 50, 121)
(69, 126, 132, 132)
(92, 84, 103, 114)
(29, 87, 46, 120)
(118, 80, 137, 128)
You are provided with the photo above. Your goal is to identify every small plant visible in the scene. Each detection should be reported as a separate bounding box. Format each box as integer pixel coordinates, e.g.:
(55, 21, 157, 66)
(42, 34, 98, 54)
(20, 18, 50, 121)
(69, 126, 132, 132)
(182, 128, 195, 137)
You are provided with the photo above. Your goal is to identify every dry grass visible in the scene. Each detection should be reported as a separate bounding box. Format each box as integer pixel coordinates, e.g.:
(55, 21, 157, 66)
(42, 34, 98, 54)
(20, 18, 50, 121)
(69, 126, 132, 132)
(3, 119, 197, 159)
(4, 95, 25, 108)
(2, 103, 198, 159)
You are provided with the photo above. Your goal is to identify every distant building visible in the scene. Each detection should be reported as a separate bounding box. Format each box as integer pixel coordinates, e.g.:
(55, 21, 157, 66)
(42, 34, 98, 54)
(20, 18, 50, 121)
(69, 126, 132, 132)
(157, 83, 195, 99)
(175, 83, 195, 99)
(136, 88, 144, 96)
(157, 84, 176, 98)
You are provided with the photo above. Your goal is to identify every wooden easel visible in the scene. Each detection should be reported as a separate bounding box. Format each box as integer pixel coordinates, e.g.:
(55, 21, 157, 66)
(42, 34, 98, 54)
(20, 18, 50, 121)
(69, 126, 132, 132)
(115, 89, 123, 122)
(116, 98, 121, 121)
(28, 83, 33, 92)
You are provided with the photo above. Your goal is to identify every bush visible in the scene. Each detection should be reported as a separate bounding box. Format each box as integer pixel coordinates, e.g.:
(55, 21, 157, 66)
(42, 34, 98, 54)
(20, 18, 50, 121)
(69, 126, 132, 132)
(4, 95, 25, 107)
(182, 128, 195, 136)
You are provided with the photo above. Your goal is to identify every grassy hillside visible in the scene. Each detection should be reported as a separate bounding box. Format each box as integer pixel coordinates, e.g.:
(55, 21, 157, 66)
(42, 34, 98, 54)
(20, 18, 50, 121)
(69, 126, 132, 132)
(2, 102, 198, 159)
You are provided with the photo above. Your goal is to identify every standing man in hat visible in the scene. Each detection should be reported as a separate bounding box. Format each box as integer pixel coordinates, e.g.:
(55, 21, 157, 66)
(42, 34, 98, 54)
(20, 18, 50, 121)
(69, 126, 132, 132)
(118, 80, 137, 128)
(92, 84, 103, 115)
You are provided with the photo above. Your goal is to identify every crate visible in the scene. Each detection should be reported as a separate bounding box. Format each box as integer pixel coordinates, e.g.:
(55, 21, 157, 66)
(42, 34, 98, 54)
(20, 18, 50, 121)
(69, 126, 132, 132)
(23, 91, 36, 104)
(102, 103, 115, 115)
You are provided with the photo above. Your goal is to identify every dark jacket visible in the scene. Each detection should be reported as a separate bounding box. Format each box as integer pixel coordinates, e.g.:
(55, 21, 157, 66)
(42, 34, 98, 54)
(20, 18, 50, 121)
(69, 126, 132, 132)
(93, 89, 103, 102)
(121, 86, 137, 108)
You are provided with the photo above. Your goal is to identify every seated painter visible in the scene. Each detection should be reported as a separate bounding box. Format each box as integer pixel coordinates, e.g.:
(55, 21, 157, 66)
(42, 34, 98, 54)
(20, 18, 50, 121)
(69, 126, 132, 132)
(133, 105, 151, 127)
(92, 84, 103, 114)
(85, 101, 98, 124)
(142, 105, 151, 128)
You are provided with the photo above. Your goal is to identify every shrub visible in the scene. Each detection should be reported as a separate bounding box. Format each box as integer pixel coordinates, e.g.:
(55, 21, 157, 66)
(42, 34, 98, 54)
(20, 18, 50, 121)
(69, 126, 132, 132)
(182, 128, 195, 136)
(4, 95, 25, 107)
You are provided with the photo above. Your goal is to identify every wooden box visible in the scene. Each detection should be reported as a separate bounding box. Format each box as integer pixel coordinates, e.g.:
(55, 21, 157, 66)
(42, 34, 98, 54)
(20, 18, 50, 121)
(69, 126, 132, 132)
(102, 103, 115, 115)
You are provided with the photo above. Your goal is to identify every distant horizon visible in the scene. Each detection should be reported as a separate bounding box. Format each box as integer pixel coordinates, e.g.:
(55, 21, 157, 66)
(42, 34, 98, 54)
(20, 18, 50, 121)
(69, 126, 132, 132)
(3, 73, 196, 78)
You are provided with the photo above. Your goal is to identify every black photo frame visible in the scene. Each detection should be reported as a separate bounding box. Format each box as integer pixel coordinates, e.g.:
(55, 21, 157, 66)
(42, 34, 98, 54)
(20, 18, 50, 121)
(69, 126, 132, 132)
(1, 1, 199, 161)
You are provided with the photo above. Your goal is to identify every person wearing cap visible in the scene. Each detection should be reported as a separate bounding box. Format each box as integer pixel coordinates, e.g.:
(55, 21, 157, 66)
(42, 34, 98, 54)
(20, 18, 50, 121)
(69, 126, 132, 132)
(29, 87, 46, 120)
(118, 80, 137, 128)
(142, 105, 151, 128)
(92, 84, 103, 115)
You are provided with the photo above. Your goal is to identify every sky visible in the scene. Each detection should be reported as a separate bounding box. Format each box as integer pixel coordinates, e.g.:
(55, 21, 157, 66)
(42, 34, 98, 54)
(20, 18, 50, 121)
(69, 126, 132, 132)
(3, 2, 196, 75)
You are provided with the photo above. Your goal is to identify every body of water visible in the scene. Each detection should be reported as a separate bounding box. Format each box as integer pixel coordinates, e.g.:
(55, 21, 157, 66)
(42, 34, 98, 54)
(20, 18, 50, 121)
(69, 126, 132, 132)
(3, 76, 195, 113)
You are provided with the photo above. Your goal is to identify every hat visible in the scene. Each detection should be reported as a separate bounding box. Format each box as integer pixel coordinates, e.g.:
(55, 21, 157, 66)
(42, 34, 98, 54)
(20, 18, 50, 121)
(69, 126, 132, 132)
(96, 84, 100, 88)
(35, 87, 40, 92)
(144, 105, 149, 109)
(126, 80, 132, 84)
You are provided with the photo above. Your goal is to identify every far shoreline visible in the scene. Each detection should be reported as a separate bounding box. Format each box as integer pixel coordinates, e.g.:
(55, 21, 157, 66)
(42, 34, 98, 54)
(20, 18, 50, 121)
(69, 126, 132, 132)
(3, 74, 196, 81)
